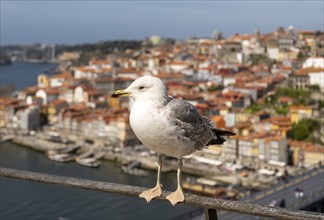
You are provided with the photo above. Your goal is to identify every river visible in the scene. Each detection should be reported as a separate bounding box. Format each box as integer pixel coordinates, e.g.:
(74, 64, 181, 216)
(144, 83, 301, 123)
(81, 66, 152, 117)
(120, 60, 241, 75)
(0, 141, 201, 220)
(0, 62, 201, 219)
(0, 62, 57, 90)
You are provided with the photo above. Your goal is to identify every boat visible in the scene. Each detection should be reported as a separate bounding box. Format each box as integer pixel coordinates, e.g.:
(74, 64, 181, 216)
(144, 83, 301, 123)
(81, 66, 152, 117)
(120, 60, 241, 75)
(47, 144, 81, 156)
(46, 144, 81, 162)
(121, 166, 148, 177)
(121, 161, 148, 177)
(48, 153, 76, 162)
(74, 150, 104, 168)
(182, 178, 242, 200)
(75, 157, 101, 168)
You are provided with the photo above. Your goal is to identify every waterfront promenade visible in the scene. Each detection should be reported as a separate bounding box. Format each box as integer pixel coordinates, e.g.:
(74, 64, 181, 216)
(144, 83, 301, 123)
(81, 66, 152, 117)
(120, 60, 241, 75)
(5, 129, 313, 192)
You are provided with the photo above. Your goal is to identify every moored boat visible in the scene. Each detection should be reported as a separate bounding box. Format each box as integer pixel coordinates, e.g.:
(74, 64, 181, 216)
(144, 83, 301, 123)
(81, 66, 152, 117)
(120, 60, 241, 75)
(75, 157, 101, 167)
(48, 153, 76, 162)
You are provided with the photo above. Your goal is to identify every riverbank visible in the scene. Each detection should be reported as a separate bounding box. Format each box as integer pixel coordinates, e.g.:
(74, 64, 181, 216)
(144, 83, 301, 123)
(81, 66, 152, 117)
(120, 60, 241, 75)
(5, 128, 299, 193)
(11, 134, 223, 176)
(13, 135, 66, 152)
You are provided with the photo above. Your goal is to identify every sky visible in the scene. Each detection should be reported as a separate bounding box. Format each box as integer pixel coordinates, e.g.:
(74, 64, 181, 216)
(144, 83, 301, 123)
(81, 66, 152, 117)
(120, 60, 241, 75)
(1, 1, 323, 45)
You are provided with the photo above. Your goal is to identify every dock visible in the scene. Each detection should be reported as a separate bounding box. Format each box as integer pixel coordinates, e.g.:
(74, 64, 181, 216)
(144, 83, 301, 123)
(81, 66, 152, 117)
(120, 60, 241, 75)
(0, 135, 14, 143)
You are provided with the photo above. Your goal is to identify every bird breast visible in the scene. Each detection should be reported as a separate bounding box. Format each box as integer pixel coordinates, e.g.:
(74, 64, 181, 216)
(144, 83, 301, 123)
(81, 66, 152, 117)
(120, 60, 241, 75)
(129, 101, 195, 158)
(130, 101, 170, 144)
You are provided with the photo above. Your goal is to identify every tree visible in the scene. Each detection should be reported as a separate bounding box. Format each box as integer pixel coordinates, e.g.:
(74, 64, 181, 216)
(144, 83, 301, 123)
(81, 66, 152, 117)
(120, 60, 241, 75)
(287, 119, 321, 142)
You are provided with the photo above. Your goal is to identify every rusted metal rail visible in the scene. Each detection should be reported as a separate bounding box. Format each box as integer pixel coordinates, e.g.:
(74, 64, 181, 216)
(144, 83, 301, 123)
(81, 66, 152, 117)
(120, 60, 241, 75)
(1, 167, 323, 220)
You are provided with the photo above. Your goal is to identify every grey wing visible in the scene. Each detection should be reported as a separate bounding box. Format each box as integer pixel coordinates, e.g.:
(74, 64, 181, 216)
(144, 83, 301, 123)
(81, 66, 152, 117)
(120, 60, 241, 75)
(166, 98, 216, 150)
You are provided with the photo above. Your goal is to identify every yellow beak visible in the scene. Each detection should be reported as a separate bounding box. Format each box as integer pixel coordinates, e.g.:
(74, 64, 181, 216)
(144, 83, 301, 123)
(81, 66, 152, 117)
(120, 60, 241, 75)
(111, 90, 131, 98)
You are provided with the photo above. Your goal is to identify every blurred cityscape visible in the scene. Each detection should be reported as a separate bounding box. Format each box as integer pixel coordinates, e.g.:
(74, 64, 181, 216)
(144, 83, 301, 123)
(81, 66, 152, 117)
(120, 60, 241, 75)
(1, 26, 324, 213)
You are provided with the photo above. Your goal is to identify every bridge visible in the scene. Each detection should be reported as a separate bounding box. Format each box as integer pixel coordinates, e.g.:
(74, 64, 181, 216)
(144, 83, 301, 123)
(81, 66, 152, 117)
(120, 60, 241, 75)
(1, 167, 323, 220)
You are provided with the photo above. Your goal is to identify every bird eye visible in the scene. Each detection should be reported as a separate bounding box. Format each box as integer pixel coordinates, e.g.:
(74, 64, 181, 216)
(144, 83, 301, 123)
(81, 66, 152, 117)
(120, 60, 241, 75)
(139, 86, 145, 90)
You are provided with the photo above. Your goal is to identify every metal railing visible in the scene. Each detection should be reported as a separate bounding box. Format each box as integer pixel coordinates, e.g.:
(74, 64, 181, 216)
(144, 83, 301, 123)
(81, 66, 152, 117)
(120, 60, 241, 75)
(1, 167, 323, 220)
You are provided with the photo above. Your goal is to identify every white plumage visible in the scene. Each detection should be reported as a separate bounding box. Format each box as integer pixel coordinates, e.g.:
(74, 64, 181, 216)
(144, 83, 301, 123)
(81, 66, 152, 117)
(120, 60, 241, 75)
(112, 76, 235, 206)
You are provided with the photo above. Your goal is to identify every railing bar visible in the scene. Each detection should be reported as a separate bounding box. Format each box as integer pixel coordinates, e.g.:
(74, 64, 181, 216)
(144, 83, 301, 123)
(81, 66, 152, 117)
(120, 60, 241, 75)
(1, 167, 323, 220)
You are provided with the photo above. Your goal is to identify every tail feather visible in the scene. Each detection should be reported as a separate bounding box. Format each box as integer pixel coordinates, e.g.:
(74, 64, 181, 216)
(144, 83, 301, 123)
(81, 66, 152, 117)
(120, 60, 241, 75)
(207, 129, 235, 145)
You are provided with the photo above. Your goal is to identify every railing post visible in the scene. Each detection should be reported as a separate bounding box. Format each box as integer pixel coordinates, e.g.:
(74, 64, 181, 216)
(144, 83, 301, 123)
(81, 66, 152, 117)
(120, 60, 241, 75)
(205, 208, 218, 220)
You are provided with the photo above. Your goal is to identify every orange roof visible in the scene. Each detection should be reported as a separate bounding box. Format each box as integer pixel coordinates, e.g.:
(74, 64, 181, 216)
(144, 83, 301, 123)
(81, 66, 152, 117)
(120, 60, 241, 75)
(222, 91, 246, 99)
(0, 97, 20, 106)
(228, 34, 254, 41)
(50, 71, 73, 80)
(289, 140, 324, 153)
(290, 105, 312, 111)
(75, 66, 97, 73)
(89, 58, 111, 65)
(118, 68, 139, 74)
(156, 72, 184, 79)
(169, 61, 188, 66)
(294, 67, 324, 76)
(48, 99, 67, 107)
(42, 88, 60, 95)
(99, 67, 113, 73)
(278, 96, 293, 103)
(267, 117, 291, 126)
(298, 30, 317, 34)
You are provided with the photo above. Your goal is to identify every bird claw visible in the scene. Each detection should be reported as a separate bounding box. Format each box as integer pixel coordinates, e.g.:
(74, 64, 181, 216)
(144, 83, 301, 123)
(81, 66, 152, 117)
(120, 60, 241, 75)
(166, 187, 185, 206)
(139, 185, 162, 203)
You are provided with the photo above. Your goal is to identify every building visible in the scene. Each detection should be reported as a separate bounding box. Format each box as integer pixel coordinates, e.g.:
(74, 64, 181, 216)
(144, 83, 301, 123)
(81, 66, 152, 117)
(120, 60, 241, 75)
(105, 115, 138, 147)
(58, 104, 90, 132)
(35, 88, 60, 105)
(0, 97, 20, 127)
(49, 71, 73, 88)
(16, 105, 40, 131)
(290, 67, 324, 90)
(290, 140, 324, 167)
(309, 70, 324, 91)
(222, 137, 238, 161)
(47, 99, 68, 125)
(298, 30, 318, 47)
(238, 136, 258, 165)
(302, 57, 324, 68)
(37, 74, 50, 88)
(265, 117, 292, 137)
(267, 136, 288, 164)
(289, 105, 313, 124)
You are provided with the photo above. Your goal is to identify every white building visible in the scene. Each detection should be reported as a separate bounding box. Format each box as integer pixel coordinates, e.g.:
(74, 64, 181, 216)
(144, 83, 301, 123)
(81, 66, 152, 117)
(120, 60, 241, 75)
(74, 86, 86, 103)
(302, 57, 324, 68)
(167, 61, 189, 73)
(267, 47, 279, 60)
(309, 70, 324, 90)
(35, 88, 59, 105)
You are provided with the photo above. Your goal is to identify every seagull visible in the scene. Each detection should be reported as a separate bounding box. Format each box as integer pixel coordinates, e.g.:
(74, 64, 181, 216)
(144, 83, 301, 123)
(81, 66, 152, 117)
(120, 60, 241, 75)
(112, 76, 235, 206)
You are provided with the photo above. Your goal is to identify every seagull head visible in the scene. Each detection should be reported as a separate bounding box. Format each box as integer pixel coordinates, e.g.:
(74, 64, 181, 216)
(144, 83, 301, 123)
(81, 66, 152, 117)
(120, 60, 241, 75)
(112, 76, 168, 102)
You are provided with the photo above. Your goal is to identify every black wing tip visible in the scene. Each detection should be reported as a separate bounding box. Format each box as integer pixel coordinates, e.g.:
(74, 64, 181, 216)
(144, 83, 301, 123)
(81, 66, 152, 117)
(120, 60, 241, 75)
(226, 131, 236, 136)
(212, 129, 236, 136)
(207, 137, 226, 146)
